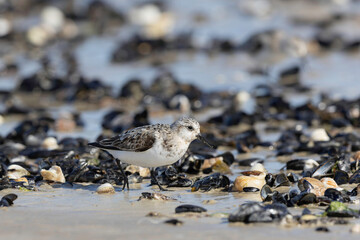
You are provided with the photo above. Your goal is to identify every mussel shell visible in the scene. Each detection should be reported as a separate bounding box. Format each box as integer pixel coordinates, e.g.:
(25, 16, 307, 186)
(229, 202, 264, 223)
(243, 187, 259, 192)
(324, 188, 349, 202)
(217, 152, 235, 166)
(175, 204, 207, 213)
(334, 170, 349, 185)
(274, 173, 290, 188)
(286, 159, 313, 170)
(167, 178, 192, 187)
(260, 184, 273, 202)
(191, 173, 230, 192)
(311, 159, 336, 177)
(349, 169, 360, 184)
(287, 172, 301, 183)
(265, 173, 275, 187)
(238, 158, 264, 167)
(296, 193, 318, 206)
(247, 203, 289, 223)
(349, 184, 359, 196)
(0, 193, 18, 206)
(164, 218, 183, 226)
(271, 191, 288, 205)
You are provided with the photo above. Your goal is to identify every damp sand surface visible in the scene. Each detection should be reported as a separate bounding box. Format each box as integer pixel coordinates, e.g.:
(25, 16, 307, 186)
(1, 181, 359, 240)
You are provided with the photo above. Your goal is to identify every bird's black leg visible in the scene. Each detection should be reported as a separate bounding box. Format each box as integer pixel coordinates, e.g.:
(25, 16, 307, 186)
(150, 169, 168, 191)
(114, 158, 129, 190)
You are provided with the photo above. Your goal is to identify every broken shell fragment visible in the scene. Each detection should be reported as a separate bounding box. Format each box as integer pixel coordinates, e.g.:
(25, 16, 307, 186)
(40, 165, 66, 183)
(96, 183, 115, 194)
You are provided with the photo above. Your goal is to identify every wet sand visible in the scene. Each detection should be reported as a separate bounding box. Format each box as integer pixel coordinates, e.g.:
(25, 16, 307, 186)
(1, 181, 359, 240)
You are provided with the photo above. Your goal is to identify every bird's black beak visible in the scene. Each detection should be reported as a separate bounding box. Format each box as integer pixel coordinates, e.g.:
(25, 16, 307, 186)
(197, 134, 215, 148)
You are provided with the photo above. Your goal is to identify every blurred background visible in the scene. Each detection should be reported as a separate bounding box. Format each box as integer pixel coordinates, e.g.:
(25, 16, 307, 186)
(0, 0, 360, 140)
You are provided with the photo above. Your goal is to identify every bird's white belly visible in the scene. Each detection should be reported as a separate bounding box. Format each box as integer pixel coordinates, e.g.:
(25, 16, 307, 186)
(107, 145, 183, 168)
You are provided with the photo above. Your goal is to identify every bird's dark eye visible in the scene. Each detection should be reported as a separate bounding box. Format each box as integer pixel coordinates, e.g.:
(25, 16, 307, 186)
(187, 126, 194, 131)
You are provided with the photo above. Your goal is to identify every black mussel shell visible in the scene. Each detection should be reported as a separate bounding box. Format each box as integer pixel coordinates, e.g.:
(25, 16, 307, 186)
(238, 158, 264, 167)
(191, 173, 230, 192)
(271, 192, 288, 205)
(312, 159, 336, 177)
(324, 188, 349, 202)
(334, 170, 349, 185)
(167, 178, 192, 187)
(287, 172, 301, 182)
(349, 169, 360, 184)
(274, 173, 290, 188)
(315, 226, 330, 232)
(287, 159, 312, 171)
(260, 184, 273, 202)
(229, 202, 289, 223)
(0, 193, 18, 207)
(291, 192, 317, 206)
(164, 218, 183, 226)
(265, 173, 275, 187)
(349, 184, 359, 196)
(217, 152, 235, 166)
(243, 187, 259, 192)
(175, 204, 207, 213)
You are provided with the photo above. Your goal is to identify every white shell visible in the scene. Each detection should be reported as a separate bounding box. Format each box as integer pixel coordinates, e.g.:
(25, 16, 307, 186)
(7, 165, 30, 180)
(41, 166, 65, 183)
(42, 137, 59, 150)
(96, 183, 115, 194)
(310, 128, 330, 142)
(250, 163, 267, 173)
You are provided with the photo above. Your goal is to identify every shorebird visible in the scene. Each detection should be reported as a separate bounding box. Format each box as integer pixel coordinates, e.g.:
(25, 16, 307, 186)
(88, 117, 212, 191)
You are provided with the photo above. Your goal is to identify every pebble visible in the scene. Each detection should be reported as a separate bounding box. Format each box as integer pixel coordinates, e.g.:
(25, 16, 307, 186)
(40, 166, 66, 183)
(41, 137, 59, 150)
(350, 224, 360, 233)
(96, 183, 115, 194)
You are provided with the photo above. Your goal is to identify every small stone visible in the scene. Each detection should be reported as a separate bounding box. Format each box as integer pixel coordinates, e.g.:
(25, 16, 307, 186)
(96, 183, 115, 194)
(350, 224, 360, 233)
(164, 219, 183, 226)
(41, 137, 59, 150)
(310, 129, 330, 142)
(316, 226, 330, 232)
(7, 165, 30, 180)
(40, 165, 66, 183)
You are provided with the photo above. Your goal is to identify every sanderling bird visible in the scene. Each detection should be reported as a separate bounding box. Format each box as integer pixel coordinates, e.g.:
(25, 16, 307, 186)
(88, 117, 212, 191)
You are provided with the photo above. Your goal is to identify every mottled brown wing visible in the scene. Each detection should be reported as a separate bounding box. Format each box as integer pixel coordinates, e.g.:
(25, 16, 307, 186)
(98, 127, 156, 152)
